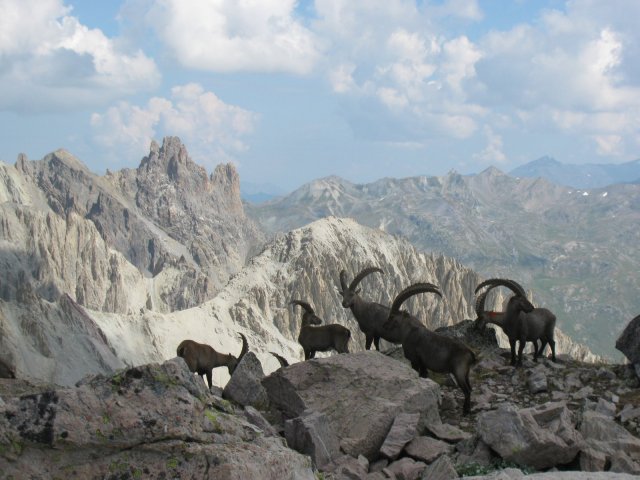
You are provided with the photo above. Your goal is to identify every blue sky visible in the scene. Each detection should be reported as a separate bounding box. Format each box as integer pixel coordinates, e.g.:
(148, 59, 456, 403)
(0, 0, 638, 192)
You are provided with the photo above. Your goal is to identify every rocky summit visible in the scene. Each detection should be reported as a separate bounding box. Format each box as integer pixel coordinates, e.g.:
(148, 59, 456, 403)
(2, 324, 639, 479)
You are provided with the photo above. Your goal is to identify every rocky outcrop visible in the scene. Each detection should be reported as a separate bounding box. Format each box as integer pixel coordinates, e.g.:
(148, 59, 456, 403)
(616, 314, 640, 377)
(262, 351, 441, 461)
(0, 358, 314, 479)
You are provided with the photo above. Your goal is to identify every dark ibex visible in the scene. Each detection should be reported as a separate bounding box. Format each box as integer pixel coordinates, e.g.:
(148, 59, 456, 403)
(338, 267, 396, 350)
(270, 351, 289, 368)
(474, 278, 556, 367)
(384, 283, 476, 415)
(291, 300, 351, 360)
(177, 333, 248, 388)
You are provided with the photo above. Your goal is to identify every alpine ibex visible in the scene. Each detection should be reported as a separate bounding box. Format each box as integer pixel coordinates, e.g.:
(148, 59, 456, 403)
(338, 267, 396, 350)
(474, 278, 556, 366)
(383, 283, 476, 415)
(177, 333, 248, 388)
(291, 300, 351, 360)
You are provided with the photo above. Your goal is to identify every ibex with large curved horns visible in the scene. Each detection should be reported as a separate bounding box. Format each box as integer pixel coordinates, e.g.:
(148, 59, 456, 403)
(474, 278, 556, 367)
(338, 267, 398, 350)
(291, 300, 351, 360)
(383, 283, 476, 415)
(177, 333, 248, 388)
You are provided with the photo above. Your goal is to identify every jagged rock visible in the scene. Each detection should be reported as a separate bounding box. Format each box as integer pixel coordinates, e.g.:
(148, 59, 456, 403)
(404, 436, 454, 464)
(223, 351, 269, 409)
(594, 398, 617, 418)
(420, 454, 458, 480)
(454, 435, 494, 469)
(329, 454, 369, 479)
(285, 410, 341, 470)
(579, 411, 640, 472)
(477, 401, 583, 469)
(616, 315, 640, 369)
(527, 368, 548, 394)
(262, 351, 441, 461)
(0, 358, 314, 479)
(384, 457, 426, 480)
(380, 413, 421, 460)
(423, 417, 472, 443)
(243, 405, 278, 436)
(618, 405, 640, 423)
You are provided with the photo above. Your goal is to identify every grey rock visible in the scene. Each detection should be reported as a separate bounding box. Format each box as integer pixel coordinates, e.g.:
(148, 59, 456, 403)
(243, 405, 278, 436)
(527, 368, 548, 394)
(404, 436, 454, 464)
(594, 398, 616, 419)
(370, 459, 389, 472)
(424, 420, 472, 443)
(466, 472, 640, 480)
(616, 315, 640, 365)
(420, 454, 458, 480)
(285, 410, 340, 470)
(223, 352, 269, 409)
(385, 457, 427, 480)
(330, 454, 369, 480)
(0, 358, 314, 479)
(618, 405, 640, 423)
(610, 452, 640, 475)
(380, 413, 421, 460)
(572, 386, 594, 400)
(477, 402, 583, 470)
(454, 435, 494, 469)
(263, 351, 441, 461)
(579, 411, 640, 471)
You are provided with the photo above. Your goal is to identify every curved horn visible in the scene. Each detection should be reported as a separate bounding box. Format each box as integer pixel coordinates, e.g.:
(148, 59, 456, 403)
(238, 333, 248, 361)
(475, 278, 526, 297)
(391, 282, 442, 314)
(290, 300, 315, 314)
(270, 351, 289, 368)
(475, 290, 490, 318)
(349, 267, 383, 291)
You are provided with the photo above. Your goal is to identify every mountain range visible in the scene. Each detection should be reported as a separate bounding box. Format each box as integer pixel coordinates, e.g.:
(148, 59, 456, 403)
(248, 168, 640, 358)
(2, 137, 597, 388)
(510, 156, 640, 189)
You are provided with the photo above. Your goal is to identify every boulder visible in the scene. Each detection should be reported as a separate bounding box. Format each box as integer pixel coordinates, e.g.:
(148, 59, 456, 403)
(404, 436, 454, 464)
(615, 315, 640, 368)
(380, 413, 421, 460)
(284, 410, 341, 470)
(0, 359, 314, 479)
(465, 472, 640, 479)
(527, 368, 548, 394)
(579, 411, 640, 472)
(262, 351, 441, 460)
(329, 454, 369, 479)
(419, 454, 458, 480)
(384, 456, 426, 480)
(223, 351, 269, 409)
(477, 402, 583, 470)
(424, 419, 472, 443)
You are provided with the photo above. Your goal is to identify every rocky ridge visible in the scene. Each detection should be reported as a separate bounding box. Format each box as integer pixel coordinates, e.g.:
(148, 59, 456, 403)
(248, 169, 640, 358)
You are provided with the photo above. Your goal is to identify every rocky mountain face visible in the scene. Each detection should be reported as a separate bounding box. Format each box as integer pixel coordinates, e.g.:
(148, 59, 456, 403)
(2, 137, 264, 315)
(510, 156, 640, 189)
(248, 169, 640, 358)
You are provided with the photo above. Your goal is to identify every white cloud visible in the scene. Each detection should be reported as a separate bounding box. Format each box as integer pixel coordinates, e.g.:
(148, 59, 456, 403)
(473, 126, 507, 164)
(133, 0, 320, 74)
(91, 83, 258, 167)
(0, 0, 159, 112)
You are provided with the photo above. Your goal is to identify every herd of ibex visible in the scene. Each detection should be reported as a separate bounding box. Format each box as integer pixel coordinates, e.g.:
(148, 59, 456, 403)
(174, 266, 560, 415)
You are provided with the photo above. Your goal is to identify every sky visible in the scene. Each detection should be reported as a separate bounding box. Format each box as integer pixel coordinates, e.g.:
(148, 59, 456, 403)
(0, 0, 639, 192)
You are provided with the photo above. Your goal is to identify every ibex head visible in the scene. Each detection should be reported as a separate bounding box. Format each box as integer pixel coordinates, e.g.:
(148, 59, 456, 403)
(337, 267, 383, 308)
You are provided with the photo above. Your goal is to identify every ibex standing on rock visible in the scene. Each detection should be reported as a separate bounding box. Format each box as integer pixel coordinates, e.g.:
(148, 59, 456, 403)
(474, 278, 556, 367)
(291, 300, 351, 360)
(338, 267, 396, 350)
(177, 333, 248, 388)
(383, 283, 476, 415)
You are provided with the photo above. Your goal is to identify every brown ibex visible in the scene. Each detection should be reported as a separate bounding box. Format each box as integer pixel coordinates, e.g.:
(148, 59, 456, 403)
(474, 278, 556, 367)
(177, 333, 248, 388)
(383, 283, 476, 415)
(291, 300, 351, 360)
